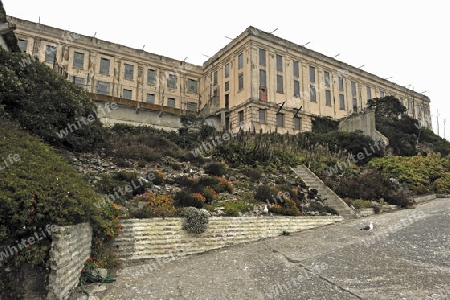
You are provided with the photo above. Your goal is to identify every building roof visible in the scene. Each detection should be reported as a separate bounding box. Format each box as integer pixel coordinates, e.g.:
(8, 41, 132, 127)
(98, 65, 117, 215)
(0, 0, 20, 52)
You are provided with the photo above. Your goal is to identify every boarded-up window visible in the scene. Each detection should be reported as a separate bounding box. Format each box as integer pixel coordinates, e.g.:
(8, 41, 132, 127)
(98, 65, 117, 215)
(187, 102, 198, 111)
(339, 76, 344, 91)
(239, 110, 244, 124)
(147, 69, 156, 84)
(259, 49, 266, 66)
(366, 86, 372, 100)
(351, 81, 357, 96)
(293, 61, 299, 77)
(100, 58, 110, 75)
(123, 89, 132, 99)
(73, 76, 85, 87)
(225, 63, 230, 78)
(187, 79, 198, 93)
(146, 94, 155, 103)
(238, 53, 244, 69)
(18, 39, 28, 53)
(309, 66, 315, 82)
(96, 81, 110, 95)
(339, 94, 345, 110)
(294, 80, 300, 97)
(277, 75, 283, 93)
(324, 71, 330, 87)
(294, 116, 301, 131)
(276, 55, 283, 72)
(259, 109, 266, 123)
(238, 73, 244, 90)
(124, 64, 134, 80)
(310, 85, 316, 101)
(73, 52, 84, 69)
(167, 97, 176, 107)
(326, 90, 332, 106)
(168, 74, 177, 89)
(260, 69, 266, 87)
(276, 113, 284, 127)
(213, 71, 218, 85)
(45, 45, 56, 62)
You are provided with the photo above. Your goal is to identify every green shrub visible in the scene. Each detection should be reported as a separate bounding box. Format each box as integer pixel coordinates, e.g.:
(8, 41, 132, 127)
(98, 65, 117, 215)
(222, 201, 254, 217)
(255, 185, 278, 203)
(243, 167, 262, 181)
(352, 199, 373, 209)
(306, 201, 338, 215)
(0, 48, 105, 152)
(129, 193, 177, 218)
(204, 162, 227, 176)
(0, 118, 123, 294)
(174, 191, 204, 208)
(269, 198, 300, 216)
(180, 207, 209, 234)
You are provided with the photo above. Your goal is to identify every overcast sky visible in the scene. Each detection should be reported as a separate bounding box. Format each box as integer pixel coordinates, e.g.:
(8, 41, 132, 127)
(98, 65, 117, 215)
(3, 0, 448, 139)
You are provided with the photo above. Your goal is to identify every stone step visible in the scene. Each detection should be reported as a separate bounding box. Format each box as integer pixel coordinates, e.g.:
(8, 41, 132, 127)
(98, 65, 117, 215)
(292, 165, 356, 220)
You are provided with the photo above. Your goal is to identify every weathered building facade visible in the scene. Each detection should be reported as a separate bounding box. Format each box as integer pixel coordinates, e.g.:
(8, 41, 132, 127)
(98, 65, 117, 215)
(7, 16, 432, 133)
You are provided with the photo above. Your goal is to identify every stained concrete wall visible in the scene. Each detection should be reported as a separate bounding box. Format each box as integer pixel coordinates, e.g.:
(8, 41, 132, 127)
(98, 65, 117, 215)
(47, 223, 92, 300)
(113, 216, 343, 262)
(338, 108, 389, 145)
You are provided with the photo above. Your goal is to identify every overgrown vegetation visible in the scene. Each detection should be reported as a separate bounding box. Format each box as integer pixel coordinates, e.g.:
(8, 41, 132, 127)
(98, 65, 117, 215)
(0, 48, 105, 152)
(0, 118, 122, 295)
(368, 96, 450, 156)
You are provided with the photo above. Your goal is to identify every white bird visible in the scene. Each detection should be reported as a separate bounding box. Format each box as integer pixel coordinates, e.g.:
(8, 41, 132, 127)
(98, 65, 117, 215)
(263, 205, 269, 214)
(360, 221, 373, 231)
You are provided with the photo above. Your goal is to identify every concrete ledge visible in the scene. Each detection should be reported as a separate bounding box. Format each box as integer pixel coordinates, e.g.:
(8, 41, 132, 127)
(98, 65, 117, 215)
(413, 194, 437, 204)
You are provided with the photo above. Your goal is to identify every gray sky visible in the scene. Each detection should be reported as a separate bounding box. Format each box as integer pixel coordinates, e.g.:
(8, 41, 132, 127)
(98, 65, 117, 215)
(4, 0, 448, 139)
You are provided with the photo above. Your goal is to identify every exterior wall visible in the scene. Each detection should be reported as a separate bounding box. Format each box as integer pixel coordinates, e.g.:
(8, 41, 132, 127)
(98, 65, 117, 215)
(47, 223, 92, 300)
(113, 216, 343, 262)
(7, 16, 432, 133)
(7, 16, 203, 113)
(339, 109, 389, 145)
(203, 26, 432, 132)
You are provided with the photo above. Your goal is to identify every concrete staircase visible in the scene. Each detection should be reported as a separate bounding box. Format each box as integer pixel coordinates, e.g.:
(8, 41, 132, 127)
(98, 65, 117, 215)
(291, 165, 356, 220)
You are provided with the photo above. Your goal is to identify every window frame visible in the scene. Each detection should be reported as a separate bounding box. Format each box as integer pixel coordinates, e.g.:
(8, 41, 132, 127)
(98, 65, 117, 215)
(99, 58, 110, 75)
(276, 75, 283, 93)
(124, 63, 134, 80)
(73, 52, 85, 69)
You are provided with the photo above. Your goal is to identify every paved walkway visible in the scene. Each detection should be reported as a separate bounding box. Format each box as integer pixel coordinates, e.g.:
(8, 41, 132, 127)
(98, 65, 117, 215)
(74, 197, 450, 300)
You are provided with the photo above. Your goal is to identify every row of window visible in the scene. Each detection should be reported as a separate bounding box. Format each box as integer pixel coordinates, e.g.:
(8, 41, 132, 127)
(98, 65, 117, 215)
(20, 40, 200, 93)
(238, 109, 302, 130)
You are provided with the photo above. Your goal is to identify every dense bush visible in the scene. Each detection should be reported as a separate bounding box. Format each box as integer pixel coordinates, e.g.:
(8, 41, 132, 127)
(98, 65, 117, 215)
(0, 48, 105, 152)
(331, 168, 413, 207)
(222, 201, 254, 217)
(129, 193, 177, 218)
(0, 118, 123, 293)
(306, 201, 338, 215)
(369, 153, 449, 195)
(269, 198, 300, 216)
(311, 116, 339, 133)
(174, 191, 204, 208)
(204, 162, 227, 176)
(180, 207, 209, 234)
(94, 172, 151, 205)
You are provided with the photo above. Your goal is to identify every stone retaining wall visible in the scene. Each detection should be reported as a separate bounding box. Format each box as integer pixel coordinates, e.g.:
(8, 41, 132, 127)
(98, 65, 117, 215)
(113, 216, 343, 262)
(47, 223, 92, 300)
